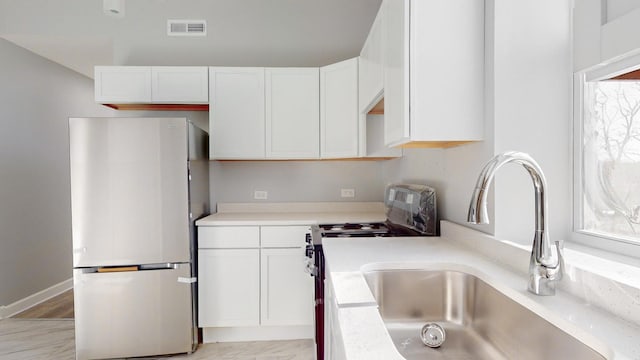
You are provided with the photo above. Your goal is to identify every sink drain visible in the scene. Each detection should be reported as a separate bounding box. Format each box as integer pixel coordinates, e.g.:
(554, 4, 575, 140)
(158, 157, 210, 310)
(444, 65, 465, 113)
(421, 323, 446, 348)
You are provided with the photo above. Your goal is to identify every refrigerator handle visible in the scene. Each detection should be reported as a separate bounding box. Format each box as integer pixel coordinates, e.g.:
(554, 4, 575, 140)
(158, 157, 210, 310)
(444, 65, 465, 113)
(178, 276, 197, 284)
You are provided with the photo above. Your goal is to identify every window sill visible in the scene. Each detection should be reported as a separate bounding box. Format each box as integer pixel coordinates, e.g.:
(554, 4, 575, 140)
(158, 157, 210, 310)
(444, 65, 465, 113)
(443, 221, 640, 326)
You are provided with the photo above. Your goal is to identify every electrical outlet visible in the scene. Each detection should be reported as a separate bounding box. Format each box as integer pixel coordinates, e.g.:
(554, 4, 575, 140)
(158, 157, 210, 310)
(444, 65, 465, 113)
(341, 188, 355, 198)
(254, 190, 268, 200)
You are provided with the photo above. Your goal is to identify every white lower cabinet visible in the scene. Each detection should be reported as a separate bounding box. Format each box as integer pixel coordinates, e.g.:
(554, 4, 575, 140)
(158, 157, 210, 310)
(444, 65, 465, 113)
(198, 225, 313, 342)
(198, 248, 260, 327)
(261, 248, 314, 326)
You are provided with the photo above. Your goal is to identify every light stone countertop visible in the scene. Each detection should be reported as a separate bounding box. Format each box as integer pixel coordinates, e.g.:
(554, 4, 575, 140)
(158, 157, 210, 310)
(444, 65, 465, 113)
(196, 202, 386, 226)
(323, 221, 640, 360)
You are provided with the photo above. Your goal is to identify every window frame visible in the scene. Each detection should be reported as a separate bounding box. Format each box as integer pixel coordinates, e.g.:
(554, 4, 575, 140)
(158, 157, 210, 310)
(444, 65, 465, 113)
(572, 51, 640, 259)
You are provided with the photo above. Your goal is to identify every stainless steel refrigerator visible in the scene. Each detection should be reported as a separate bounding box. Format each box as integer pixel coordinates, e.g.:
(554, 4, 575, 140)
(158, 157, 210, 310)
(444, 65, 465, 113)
(69, 117, 209, 360)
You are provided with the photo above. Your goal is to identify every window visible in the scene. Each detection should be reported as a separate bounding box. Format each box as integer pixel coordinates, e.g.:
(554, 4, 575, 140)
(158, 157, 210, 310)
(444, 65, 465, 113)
(575, 57, 640, 253)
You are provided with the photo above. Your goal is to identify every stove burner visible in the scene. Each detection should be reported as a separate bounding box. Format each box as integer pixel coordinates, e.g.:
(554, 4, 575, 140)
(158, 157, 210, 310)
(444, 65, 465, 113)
(310, 221, 428, 245)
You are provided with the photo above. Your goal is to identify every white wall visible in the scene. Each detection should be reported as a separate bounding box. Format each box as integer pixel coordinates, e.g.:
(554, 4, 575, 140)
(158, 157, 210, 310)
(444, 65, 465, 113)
(385, 0, 572, 246)
(491, 0, 572, 245)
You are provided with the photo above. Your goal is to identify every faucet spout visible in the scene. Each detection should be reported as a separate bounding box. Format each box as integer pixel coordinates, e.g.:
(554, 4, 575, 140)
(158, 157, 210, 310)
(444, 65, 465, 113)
(467, 151, 564, 296)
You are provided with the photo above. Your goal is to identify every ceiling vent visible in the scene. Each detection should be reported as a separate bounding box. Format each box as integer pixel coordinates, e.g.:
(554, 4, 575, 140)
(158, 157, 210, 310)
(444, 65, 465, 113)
(167, 20, 207, 36)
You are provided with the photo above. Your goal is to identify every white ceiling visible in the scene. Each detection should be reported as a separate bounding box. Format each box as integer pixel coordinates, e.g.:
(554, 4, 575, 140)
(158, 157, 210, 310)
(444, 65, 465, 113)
(0, 0, 382, 78)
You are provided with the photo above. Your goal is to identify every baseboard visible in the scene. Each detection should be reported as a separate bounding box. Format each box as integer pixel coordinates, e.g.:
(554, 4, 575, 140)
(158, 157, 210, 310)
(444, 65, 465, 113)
(203, 325, 314, 343)
(0, 278, 73, 319)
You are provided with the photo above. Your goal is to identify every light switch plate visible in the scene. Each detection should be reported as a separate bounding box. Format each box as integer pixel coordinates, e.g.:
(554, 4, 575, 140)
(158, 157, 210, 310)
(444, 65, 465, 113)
(254, 190, 268, 200)
(341, 189, 355, 198)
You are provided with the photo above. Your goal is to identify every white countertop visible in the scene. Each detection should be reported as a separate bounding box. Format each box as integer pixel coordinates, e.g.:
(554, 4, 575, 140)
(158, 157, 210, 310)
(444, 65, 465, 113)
(196, 202, 386, 226)
(323, 221, 640, 360)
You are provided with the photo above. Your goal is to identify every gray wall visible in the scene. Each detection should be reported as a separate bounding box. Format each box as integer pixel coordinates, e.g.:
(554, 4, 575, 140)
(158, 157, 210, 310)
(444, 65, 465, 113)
(0, 0, 573, 304)
(0, 39, 207, 306)
(0, 39, 112, 305)
(210, 160, 386, 210)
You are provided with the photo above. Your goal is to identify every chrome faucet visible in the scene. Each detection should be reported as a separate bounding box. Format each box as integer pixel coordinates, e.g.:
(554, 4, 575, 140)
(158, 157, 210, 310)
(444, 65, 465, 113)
(467, 151, 564, 295)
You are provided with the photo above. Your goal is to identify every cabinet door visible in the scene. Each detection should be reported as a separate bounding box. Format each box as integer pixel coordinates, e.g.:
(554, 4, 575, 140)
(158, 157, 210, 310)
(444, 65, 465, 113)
(320, 58, 359, 159)
(359, 4, 384, 112)
(151, 66, 208, 103)
(94, 66, 152, 103)
(265, 68, 320, 159)
(209, 67, 266, 159)
(261, 248, 314, 326)
(383, 0, 410, 146)
(409, 0, 484, 142)
(198, 248, 260, 327)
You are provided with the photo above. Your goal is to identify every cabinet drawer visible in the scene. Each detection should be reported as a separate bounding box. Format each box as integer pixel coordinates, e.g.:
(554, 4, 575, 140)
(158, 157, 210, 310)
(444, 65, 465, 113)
(260, 226, 308, 248)
(198, 226, 259, 248)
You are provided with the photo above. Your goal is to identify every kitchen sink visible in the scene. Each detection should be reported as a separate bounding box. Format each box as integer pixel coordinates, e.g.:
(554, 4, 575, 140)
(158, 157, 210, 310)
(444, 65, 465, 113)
(363, 268, 608, 360)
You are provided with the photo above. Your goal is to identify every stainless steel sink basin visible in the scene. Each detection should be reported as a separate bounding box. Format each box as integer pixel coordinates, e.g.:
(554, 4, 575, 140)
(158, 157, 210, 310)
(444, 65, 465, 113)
(363, 269, 608, 360)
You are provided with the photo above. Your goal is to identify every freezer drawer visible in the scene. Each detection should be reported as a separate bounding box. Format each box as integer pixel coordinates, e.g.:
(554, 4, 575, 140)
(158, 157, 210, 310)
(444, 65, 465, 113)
(73, 264, 194, 360)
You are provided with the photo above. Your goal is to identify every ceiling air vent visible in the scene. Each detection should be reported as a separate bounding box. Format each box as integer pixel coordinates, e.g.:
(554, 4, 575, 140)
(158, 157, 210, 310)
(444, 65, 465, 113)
(167, 20, 207, 36)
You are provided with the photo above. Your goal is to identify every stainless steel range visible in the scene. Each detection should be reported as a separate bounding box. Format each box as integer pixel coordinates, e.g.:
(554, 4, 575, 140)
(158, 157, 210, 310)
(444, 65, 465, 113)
(304, 184, 437, 360)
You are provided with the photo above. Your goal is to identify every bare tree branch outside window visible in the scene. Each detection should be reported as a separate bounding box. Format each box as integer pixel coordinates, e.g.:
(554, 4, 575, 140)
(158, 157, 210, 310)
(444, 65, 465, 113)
(583, 81, 640, 240)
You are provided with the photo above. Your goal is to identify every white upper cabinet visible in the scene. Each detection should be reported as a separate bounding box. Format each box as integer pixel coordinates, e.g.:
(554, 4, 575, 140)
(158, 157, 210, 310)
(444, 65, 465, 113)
(383, 0, 484, 147)
(359, 4, 385, 112)
(95, 66, 208, 104)
(574, 1, 640, 71)
(151, 66, 208, 103)
(209, 67, 266, 159)
(320, 58, 359, 159)
(95, 66, 152, 103)
(265, 68, 320, 159)
(383, 0, 409, 146)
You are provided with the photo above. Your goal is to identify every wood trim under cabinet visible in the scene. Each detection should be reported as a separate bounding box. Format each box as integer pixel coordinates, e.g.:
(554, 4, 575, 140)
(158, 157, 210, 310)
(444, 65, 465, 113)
(610, 68, 640, 80)
(400, 140, 479, 148)
(102, 104, 209, 111)
(215, 157, 399, 162)
(367, 98, 384, 115)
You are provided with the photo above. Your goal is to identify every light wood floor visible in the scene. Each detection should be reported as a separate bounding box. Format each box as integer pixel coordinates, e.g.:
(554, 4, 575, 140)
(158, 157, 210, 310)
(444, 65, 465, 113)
(11, 289, 74, 319)
(4, 292, 314, 359)
(0, 319, 314, 360)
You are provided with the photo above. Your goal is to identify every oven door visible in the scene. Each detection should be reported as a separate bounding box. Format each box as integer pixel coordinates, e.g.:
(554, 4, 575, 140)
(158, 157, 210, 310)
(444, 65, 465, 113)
(304, 229, 324, 360)
(312, 244, 324, 360)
